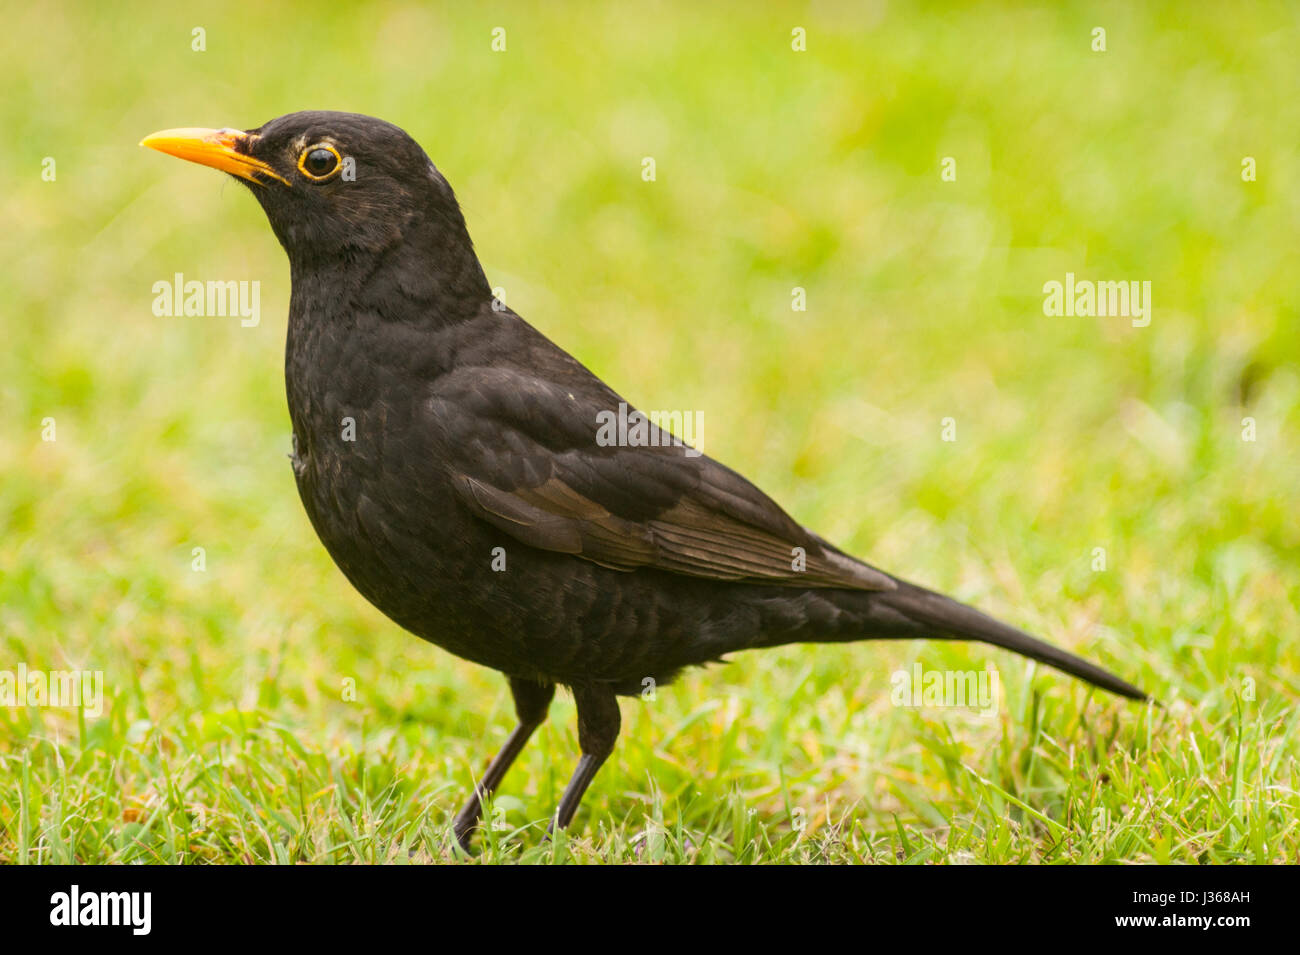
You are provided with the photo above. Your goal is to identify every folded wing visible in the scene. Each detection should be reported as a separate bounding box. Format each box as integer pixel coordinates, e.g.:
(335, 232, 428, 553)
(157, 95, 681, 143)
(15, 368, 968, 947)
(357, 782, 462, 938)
(429, 362, 894, 592)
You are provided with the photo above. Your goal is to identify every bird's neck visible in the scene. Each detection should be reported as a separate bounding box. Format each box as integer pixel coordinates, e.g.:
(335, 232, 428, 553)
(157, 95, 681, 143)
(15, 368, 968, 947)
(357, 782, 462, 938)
(286, 211, 492, 323)
(283, 217, 492, 461)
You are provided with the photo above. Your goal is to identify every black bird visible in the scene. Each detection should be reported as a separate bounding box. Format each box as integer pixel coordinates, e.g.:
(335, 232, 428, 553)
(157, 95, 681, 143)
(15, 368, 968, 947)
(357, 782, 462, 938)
(143, 111, 1148, 849)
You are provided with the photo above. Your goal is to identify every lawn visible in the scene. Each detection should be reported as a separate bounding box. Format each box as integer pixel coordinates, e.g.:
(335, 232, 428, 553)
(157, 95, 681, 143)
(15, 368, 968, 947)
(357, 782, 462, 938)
(1, 1, 1296, 863)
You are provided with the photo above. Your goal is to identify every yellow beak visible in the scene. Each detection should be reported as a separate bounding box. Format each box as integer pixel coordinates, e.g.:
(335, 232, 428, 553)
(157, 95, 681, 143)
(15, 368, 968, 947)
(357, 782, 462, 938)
(140, 127, 290, 186)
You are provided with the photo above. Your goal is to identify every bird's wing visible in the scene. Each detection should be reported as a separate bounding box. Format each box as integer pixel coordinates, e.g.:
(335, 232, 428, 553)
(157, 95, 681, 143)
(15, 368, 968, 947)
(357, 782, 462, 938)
(428, 363, 894, 591)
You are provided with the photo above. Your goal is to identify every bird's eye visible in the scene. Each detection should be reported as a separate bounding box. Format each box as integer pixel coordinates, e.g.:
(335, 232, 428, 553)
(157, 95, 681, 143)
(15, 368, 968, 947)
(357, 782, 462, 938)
(298, 143, 342, 181)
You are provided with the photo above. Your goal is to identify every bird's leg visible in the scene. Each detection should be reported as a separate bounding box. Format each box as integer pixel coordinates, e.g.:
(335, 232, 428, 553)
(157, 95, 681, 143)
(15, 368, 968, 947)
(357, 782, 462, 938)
(452, 676, 555, 851)
(548, 684, 622, 835)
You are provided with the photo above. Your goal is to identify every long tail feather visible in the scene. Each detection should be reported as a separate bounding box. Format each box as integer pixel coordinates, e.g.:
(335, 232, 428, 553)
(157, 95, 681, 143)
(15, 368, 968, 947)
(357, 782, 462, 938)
(873, 579, 1149, 701)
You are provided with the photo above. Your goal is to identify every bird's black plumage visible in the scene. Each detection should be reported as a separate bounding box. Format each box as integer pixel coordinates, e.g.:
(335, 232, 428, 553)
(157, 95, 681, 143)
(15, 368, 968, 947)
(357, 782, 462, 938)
(143, 110, 1148, 847)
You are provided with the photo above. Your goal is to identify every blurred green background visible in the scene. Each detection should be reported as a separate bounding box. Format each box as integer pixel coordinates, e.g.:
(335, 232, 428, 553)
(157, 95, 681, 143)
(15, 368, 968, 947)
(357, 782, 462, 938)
(1, 1, 1296, 863)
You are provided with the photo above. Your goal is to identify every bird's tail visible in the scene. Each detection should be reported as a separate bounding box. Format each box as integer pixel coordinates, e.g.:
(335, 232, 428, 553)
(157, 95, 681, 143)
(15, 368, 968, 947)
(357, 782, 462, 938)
(860, 578, 1149, 701)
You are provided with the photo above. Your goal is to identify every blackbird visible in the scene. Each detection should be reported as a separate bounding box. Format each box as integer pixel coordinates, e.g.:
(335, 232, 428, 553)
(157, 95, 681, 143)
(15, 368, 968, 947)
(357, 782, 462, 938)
(143, 111, 1147, 849)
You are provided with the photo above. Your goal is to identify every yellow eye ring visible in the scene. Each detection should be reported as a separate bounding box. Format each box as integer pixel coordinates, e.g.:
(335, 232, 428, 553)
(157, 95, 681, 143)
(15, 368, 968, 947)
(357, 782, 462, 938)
(298, 142, 342, 181)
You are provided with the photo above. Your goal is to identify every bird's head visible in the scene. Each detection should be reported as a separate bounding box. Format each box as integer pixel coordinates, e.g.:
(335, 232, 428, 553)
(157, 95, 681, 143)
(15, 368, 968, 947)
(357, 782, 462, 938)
(142, 110, 481, 277)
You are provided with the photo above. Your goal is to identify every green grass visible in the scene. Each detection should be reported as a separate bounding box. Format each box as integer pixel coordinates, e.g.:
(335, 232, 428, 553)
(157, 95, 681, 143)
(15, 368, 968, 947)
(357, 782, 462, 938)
(1, 1, 1297, 863)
